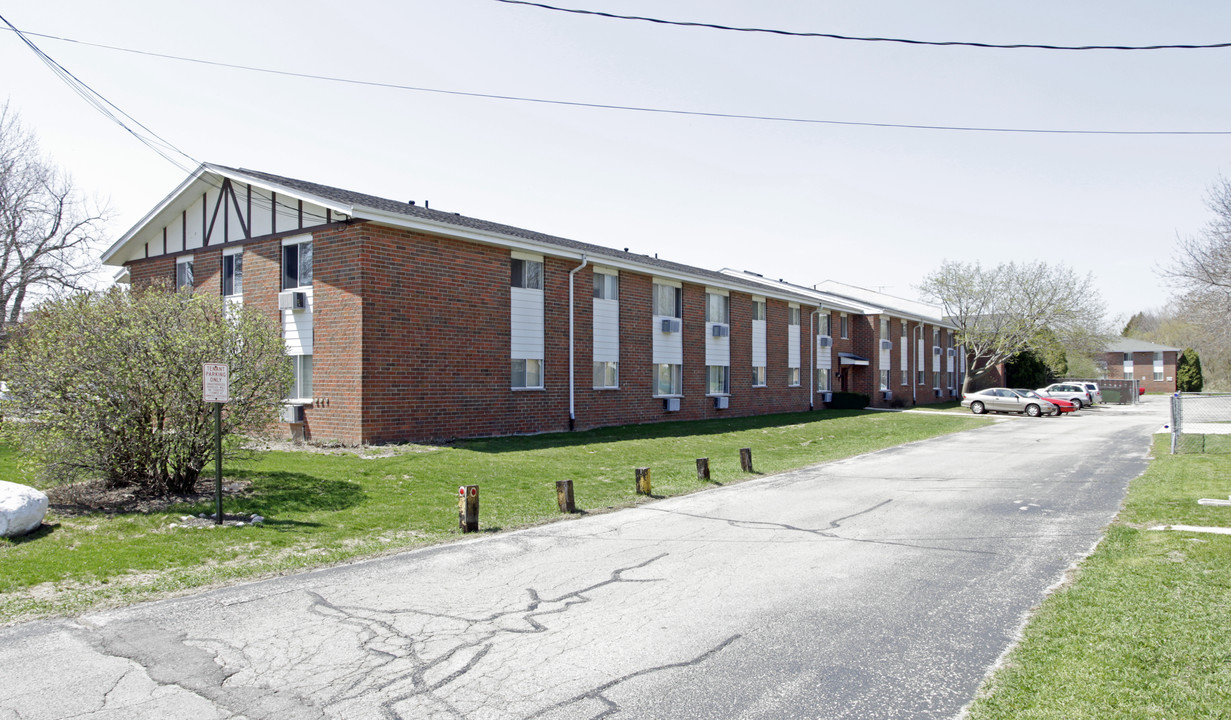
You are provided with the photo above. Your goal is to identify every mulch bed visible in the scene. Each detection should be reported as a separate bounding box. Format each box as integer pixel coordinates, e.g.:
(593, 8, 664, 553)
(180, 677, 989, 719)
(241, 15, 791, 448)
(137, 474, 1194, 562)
(45, 477, 252, 516)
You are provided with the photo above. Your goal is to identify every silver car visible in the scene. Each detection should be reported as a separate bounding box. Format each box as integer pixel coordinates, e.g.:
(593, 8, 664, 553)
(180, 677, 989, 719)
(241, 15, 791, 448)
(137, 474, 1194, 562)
(962, 388, 1058, 417)
(1036, 382, 1093, 409)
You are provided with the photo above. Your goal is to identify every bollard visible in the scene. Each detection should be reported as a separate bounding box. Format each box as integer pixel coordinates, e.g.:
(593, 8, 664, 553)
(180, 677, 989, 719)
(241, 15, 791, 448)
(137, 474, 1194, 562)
(740, 448, 753, 473)
(635, 467, 651, 495)
(557, 479, 576, 513)
(696, 457, 710, 481)
(458, 485, 479, 533)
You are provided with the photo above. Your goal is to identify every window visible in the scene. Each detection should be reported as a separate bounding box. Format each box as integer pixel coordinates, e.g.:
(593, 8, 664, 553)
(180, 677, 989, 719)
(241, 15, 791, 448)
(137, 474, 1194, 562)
(593, 271, 618, 299)
(918, 369, 925, 385)
(706, 293, 729, 324)
(817, 370, 832, 392)
(655, 363, 682, 396)
(707, 365, 730, 395)
(840, 314, 849, 339)
(511, 258, 543, 289)
(880, 318, 890, 338)
(593, 361, 619, 388)
(176, 256, 194, 291)
(653, 283, 681, 318)
(933, 327, 941, 346)
(289, 355, 312, 400)
(512, 358, 543, 389)
(1124, 352, 1132, 363)
(752, 366, 766, 387)
(752, 299, 766, 321)
(1153, 351, 1163, 363)
(282, 240, 312, 290)
(901, 370, 908, 386)
(1154, 369, 1164, 382)
(818, 313, 830, 337)
(935, 372, 943, 390)
(901, 321, 908, 340)
(788, 367, 800, 387)
(222, 251, 243, 297)
(789, 307, 801, 326)
(880, 370, 889, 392)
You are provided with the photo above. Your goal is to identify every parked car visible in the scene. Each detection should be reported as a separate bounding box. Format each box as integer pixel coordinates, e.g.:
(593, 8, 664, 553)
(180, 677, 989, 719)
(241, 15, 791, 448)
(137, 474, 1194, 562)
(1074, 381, 1103, 405)
(962, 388, 1058, 417)
(1036, 382, 1093, 409)
(1014, 389, 1075, 415)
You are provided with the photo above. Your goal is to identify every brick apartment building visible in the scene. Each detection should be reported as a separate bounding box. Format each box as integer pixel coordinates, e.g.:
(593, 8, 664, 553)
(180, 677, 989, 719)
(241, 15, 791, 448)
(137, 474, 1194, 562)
(1101, 338, 1181, 393)
(102, 164, 959, 445)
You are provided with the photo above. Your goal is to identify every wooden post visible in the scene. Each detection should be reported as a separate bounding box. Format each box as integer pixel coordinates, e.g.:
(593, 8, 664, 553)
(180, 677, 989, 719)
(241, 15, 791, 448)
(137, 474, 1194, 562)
(556, 480, 575, 513)
(635, 467, 651, 495)
(458, 485, 479, 533)
(696, 457, 710, 480)
(740, 448, 753, 473)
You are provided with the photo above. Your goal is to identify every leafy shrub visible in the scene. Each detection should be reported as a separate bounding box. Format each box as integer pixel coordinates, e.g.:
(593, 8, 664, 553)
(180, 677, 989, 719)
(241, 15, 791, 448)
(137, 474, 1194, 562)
(0, 284, 291, 494)
(827, 392, 870, 410)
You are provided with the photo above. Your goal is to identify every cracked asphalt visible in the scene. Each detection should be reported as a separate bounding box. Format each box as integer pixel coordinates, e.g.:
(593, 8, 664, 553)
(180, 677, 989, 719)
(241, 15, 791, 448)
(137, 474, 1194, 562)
(0, 399, 1164, 719)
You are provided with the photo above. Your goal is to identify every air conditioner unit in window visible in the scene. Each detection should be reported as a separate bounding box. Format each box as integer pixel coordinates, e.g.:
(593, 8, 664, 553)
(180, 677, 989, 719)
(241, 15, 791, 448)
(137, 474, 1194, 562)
(822, 391, 833, 403)
(663, 397, 681, 412)
(281, 404, 305, 423)
(933, 346, 943, 356)
(947, 348, 956, 357)
(714, 396, 729, 409)
(880, 340, 893, 351)
(818, 335, 833, 348)
(278, 290, 307, 311)
(661, 318, 681, 333)
(882, 390, 892, 400)
(711, 324, 730, 338)
(934, 388, 942, 398)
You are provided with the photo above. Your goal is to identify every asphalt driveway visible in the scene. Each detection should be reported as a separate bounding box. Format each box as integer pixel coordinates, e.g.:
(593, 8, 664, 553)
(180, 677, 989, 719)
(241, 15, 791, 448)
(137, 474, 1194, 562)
(0, 400, 1164, 719)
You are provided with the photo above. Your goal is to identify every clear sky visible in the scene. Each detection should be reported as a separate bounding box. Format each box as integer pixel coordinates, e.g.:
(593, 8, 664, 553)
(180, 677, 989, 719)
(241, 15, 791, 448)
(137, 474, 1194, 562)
(4, 0, 1231, 325)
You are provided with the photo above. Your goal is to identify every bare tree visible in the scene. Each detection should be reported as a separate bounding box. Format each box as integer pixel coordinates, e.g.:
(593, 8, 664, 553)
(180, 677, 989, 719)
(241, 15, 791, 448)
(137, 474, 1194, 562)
(918, 261, 1108, 392)
(0, 101, 108, 338)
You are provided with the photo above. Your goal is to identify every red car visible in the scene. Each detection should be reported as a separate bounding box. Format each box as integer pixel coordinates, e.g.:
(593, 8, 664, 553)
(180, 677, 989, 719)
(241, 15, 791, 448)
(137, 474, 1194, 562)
(1014, 389, 1076, 415)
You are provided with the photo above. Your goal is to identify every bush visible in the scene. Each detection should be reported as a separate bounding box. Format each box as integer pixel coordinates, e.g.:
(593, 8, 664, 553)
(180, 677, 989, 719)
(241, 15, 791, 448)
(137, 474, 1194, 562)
(1177, 348, 1204, 392)
(827, 392, 871, 410)
(0, 284, 291, 494)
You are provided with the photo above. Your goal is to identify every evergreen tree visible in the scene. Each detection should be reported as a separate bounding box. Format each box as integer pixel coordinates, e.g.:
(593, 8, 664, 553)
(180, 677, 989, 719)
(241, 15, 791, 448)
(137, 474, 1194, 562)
(1177, 348, 1204, 392)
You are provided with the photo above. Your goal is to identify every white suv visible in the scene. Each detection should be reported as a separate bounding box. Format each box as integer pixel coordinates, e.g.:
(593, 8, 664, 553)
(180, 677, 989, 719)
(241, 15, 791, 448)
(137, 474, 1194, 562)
(1075, 381, 1103, 405)
(1036, 382, 1093, 409)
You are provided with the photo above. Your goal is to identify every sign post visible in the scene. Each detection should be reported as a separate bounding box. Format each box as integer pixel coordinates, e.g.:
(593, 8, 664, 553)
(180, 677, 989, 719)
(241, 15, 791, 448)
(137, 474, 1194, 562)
(202, 363, 230, 525)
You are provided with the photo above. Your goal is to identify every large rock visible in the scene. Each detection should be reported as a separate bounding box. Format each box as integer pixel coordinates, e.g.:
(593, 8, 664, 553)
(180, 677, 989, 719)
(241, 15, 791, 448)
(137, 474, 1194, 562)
(0, 480, 49, 537)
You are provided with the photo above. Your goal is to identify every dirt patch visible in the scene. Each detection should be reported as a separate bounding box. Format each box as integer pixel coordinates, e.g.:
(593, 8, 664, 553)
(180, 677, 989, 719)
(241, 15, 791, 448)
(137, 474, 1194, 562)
(46, 477, 252, 516)
(244, 437, 444, 458)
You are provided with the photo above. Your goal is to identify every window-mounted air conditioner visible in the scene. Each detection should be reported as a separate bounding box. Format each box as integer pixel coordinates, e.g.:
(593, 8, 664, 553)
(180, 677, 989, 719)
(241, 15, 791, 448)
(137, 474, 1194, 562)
(933, 346, 943, 356)
(880, 340, 893, 351)
(663, 397, 681, 412)
(711, 324, 730, 338)
(660, 318, 682, 333)
(818, 335, 833, 348)
(882, 390, 892, 400)
(947, 348, 956, 357)
(281, 404, 305, 423)
(714, 396, 729, 409)
(278, 290, 307, 311)
(934, 388, 942, 398)
(822, 391, 833, 403)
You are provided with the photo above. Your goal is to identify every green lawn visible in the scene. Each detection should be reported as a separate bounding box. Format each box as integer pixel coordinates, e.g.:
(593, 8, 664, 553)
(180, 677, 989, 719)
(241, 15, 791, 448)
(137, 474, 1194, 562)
(967, 438, 1231, 719)
(0, 409, 984, 624)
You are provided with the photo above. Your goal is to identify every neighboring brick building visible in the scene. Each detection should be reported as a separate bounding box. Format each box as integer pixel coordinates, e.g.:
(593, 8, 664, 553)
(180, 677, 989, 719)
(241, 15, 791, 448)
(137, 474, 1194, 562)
(1101, 338, 1181, 394)
(103, 164, 959, 444)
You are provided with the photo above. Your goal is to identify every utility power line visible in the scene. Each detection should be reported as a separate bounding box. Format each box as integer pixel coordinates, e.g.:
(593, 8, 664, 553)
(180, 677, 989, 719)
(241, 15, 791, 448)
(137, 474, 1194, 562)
(3, 26, 1230, 136)
(493, 0, 1231, 51)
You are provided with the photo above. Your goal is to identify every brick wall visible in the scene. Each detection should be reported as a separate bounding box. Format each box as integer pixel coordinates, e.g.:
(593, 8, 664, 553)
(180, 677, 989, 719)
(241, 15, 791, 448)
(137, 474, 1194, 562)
(1103, 351, 1178, 393)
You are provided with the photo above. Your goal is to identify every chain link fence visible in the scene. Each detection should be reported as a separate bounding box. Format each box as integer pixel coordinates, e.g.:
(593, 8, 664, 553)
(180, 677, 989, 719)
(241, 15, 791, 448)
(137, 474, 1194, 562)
(1170, 393, 1231, 454)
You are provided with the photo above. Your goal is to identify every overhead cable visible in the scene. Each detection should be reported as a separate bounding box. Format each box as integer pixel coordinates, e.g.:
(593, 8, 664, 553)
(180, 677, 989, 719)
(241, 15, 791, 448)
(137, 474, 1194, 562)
(3, 26, 1231, 136)
(492, 0, 1231, 51)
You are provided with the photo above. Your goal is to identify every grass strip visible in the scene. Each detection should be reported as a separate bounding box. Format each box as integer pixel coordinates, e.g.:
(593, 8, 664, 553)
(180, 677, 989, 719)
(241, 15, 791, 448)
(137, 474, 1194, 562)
(966, 438, 1231, 719)
(1, 409, 982, 624)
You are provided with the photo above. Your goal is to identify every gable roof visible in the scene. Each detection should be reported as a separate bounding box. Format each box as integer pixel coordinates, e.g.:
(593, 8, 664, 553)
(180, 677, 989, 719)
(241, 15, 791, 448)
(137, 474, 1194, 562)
(1103, 338, 1183, 353)
(103, 164, 824, 305)
(811, 280, 951, 326)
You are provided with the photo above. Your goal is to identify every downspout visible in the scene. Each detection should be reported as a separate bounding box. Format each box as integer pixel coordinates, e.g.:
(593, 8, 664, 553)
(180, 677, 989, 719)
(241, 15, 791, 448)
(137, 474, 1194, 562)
(809, 308, 822, 410)
(913, 322, 922, 406)
(568, 254, 588, 431)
